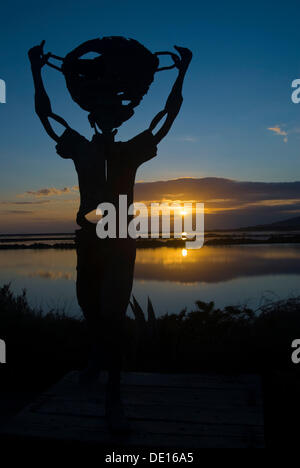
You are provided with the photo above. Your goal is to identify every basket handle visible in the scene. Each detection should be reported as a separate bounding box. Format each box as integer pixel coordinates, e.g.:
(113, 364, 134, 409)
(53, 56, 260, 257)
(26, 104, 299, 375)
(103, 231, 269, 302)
(154, 51, 179, 71)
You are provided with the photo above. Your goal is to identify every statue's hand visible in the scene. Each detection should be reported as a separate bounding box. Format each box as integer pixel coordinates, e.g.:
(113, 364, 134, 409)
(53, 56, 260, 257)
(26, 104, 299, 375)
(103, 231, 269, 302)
(28, 40, 50, 69)
(173, 46, 192, 71)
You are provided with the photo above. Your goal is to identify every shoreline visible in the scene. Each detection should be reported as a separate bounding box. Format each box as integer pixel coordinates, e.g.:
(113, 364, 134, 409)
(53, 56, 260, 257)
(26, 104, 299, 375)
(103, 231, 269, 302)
(0, 234, 300, 250)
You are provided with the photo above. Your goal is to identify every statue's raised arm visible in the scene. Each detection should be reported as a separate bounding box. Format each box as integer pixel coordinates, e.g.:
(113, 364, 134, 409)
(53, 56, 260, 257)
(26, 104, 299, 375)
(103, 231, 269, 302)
(149, 46, 192, 144)
(28, 41, 70, 142)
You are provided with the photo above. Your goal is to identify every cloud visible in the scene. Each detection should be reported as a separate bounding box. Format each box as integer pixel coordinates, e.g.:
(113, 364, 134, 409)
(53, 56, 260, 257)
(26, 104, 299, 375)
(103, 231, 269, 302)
(268, 125, 288, 142)
(173, 135, 197, 143)
(134, 177, 300, 229)
(22, 186, 78, 197)
(0, 200, 50, 205)
(4, 178, 300, 232)
(2, 210, 33, 214)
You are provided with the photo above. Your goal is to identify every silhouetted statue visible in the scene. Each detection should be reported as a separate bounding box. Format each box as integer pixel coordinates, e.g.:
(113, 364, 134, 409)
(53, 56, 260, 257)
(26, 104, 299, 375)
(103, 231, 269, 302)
(28, 37, 192, 433)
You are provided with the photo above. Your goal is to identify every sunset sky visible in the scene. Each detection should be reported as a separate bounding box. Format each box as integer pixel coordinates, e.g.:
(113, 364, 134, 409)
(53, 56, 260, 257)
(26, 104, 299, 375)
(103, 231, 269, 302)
(1, 0, 300, 233)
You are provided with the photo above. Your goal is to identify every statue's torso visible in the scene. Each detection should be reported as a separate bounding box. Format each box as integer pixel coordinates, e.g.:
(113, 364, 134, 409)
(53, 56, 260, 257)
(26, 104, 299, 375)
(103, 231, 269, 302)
(55, 128, 157, 226)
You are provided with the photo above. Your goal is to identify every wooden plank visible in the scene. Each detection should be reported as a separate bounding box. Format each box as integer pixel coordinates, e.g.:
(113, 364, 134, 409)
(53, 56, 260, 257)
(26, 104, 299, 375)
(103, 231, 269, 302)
(120, 372, 261, 389)
(33, 397, 263, 426)
(43, 371, 263, 408)
(1, 371, 265, 448)
(2, 412, 264, 448)
(47, 371, 261, 391)
(39, 386, 260, 409)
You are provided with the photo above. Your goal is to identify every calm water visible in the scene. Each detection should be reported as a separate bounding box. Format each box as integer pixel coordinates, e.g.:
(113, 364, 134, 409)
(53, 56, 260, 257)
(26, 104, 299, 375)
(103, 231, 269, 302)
(0, 244, 299, 317)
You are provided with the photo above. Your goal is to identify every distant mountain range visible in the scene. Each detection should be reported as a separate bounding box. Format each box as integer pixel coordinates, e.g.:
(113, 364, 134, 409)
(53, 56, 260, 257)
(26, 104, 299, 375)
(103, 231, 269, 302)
(240, 216, 300, 231)
(2, 215, 300, 238)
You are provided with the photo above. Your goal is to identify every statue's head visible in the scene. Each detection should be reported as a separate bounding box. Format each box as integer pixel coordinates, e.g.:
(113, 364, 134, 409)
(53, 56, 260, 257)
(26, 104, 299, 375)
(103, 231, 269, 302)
(60, 37, 164, 133)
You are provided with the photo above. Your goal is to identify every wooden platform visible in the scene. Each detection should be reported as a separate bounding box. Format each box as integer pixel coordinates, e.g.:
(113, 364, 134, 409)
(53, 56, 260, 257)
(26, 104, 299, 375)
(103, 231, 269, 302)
(1, 371, 265, 448)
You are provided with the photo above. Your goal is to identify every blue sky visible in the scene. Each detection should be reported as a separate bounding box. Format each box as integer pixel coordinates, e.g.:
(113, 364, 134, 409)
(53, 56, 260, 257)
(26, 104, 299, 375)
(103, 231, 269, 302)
(0, 0, 300, 231)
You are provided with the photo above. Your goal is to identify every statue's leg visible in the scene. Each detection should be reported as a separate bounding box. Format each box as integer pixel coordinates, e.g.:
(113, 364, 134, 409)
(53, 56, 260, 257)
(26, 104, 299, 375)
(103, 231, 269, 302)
(100, 238, 136, 432)
(75, 227, 107, 383)
(76, 229, 136, 431)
